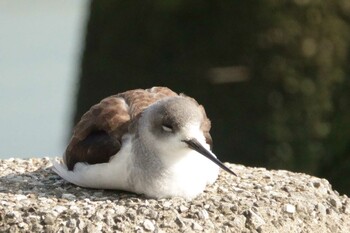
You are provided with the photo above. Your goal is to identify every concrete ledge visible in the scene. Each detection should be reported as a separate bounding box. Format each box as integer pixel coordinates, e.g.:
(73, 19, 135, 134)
(0, 158, 349, 232)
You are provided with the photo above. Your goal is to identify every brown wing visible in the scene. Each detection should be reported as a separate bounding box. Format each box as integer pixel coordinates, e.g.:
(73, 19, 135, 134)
(64, 87, 178, 170)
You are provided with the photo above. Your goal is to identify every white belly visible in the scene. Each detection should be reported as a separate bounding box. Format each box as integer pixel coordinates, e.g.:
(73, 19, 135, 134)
(53, 137, 220, 200)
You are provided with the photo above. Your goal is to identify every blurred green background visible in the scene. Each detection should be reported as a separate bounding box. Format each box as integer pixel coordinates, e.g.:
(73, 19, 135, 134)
(2, 0, 349, 195)
(75, 0, 350, 195)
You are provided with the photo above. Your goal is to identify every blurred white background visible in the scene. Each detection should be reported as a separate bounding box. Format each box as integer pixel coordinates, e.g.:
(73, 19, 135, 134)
(0, 0, 89, 158)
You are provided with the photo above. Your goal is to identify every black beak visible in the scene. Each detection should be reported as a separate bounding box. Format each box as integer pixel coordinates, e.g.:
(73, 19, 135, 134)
(183, 138, 237, 176)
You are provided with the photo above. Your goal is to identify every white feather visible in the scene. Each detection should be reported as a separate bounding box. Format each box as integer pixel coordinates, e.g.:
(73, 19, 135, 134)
(52, 130, 219, 200)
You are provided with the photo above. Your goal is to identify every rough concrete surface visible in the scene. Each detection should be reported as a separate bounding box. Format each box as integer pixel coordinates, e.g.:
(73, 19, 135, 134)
(0, 158, 349, 232)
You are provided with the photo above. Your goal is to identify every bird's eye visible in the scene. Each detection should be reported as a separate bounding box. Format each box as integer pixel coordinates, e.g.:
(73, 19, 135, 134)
(162, 124, 173, 132)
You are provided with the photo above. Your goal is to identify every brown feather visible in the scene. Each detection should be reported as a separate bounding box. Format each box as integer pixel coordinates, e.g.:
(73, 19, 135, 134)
(64, 87, 212, 170)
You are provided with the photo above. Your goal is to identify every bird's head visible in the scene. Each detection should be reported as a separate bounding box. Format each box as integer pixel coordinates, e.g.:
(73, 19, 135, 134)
(138, 96, 236, 176)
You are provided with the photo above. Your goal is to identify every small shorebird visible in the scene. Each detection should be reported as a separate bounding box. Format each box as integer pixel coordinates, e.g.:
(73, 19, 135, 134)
(53, 87, 236, 199)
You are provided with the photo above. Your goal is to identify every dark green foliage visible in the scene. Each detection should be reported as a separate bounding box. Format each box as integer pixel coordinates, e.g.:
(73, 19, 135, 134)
(75, 0, 350, 194)
(254, 0, 349, 173)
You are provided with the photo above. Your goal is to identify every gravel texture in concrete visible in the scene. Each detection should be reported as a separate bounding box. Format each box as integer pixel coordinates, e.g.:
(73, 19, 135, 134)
(0, 158, 349, 232)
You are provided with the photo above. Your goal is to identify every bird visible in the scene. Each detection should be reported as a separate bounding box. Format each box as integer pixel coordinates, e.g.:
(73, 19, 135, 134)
(52, 86, 236, 199)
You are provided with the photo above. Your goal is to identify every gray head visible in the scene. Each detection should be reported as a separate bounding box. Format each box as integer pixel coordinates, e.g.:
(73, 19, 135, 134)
(147, 97, 204, 136)
(138, 96, 236, 176)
